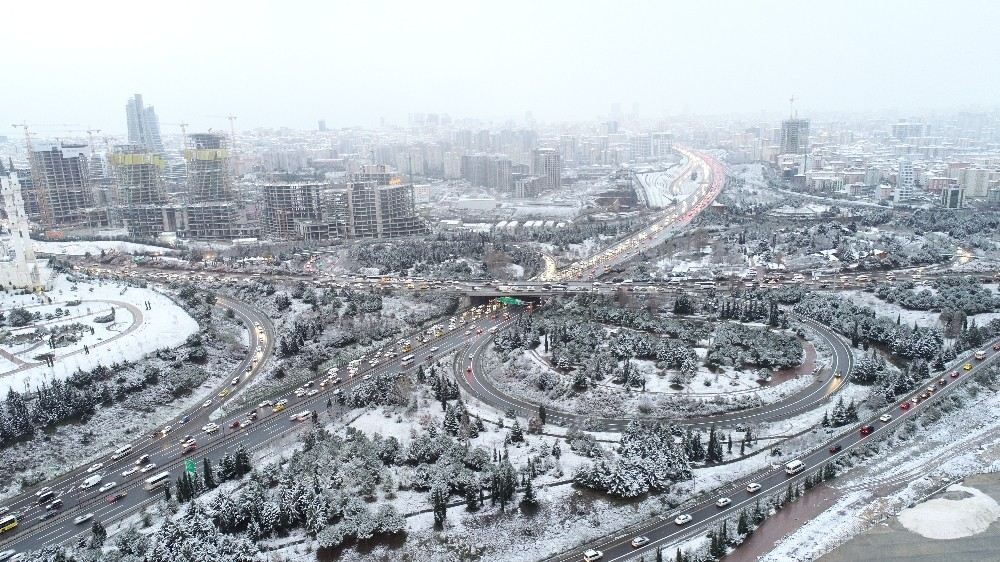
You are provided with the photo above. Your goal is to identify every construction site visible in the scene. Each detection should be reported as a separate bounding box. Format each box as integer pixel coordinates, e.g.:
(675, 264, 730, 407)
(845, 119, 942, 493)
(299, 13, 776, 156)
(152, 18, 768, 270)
(178, 132, 257, 240)
(108, 144, 169, 239)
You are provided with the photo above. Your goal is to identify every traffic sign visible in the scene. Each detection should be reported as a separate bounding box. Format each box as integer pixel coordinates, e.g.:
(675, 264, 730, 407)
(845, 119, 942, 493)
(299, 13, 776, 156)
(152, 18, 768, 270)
(185, 459, 197, 474)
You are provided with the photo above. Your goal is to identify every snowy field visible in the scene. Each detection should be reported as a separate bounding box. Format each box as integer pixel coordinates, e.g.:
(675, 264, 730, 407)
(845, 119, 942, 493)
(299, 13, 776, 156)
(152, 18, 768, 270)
(0, 273, 198, 395)
(32, 239, 179, 256)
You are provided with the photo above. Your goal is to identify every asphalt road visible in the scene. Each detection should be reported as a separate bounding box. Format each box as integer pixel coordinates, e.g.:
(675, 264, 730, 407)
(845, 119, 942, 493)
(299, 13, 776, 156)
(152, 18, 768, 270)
(0, 303, 509, 554)
(0, 295, 275, 553)
(552, 339, 1000, 562)
(458, 315, 854, 432)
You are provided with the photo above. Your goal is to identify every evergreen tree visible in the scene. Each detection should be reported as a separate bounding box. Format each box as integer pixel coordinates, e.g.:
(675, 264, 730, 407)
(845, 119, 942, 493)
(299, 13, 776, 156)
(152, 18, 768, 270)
(737, 509, 750, 535)
(509, 419, 524, 443)
(431, 485, 448, 527)
(552, 440, 561, 460)
(538, 404, 547, 425)
(90, 520, 107, 547)
(521, 477, 538, 507)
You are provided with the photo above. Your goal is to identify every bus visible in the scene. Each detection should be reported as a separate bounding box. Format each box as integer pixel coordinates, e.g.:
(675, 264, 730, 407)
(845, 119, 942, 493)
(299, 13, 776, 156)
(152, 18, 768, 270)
(111, 444, 133, 461)
(784, 460, 805, 476)
(144, 471, 171, 491)
(0, 514, 18, 534)
(401, 355, 415, 367)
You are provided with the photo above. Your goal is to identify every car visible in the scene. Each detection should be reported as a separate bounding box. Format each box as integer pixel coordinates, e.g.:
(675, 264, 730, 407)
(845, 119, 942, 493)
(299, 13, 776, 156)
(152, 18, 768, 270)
(994, 343, 1000, 351)
(258, 400, 273, 409)
(218, 388, 231, 398)
(630, 536, 650, 548)
(108, 492, 128, 504)
(963, 363, 973, 371)
(900, 402, 911, 410)
(938, 378, 947, 386)
(203, 400, 212, 408)
(140, 463, 157, 473)
(45, 499, 63, 510)
(860, 425, 875, 436)
(879, 414, 893, 423)
(38, 511, 57, 521)
(160, 425, 172, 436)
(35, 486, 53, 497)
(834, 371, 842, 378)
(272, 403, 286, 413)
(674, 514, 693, 525)
(715, 497, 732, 508)
(135, 454, 150, 466)
(829, 443, 843, 453)
(87, 463, 104, 473)
(746, 482, 762, 493)
(231, 377, 240, 386)
(73, 513, 95, 525)
(583, 549, 604, 561)
(230, 420, 242, 429)
(98, 481, 117, 493)
(179, 415, 190, 424)
(121, 466, 139, 477)
(307, 389, 319, 397)
(951, 371, 961, 378)
(202, 423, 219, 433)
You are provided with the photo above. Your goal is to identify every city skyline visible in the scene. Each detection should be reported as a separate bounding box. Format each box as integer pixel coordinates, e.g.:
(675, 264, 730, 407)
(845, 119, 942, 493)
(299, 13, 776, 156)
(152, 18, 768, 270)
(3, 0, 1000, 133)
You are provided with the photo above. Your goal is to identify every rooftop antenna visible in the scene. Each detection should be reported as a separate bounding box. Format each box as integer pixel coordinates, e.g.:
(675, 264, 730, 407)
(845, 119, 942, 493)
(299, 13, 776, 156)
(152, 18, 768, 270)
(789, 95, 797, 119)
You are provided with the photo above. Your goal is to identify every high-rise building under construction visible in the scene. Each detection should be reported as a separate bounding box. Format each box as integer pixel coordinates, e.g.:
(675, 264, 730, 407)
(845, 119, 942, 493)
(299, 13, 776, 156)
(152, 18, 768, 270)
(179, 133, 255, 240)
(345, 164, 427, 239)
(29, 143, 108, 230)
(109, 144, 169, 239)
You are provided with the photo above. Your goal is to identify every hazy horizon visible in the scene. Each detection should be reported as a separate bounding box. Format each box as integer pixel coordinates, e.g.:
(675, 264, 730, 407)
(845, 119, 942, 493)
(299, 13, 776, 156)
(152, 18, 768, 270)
(4, 0, 999, 136)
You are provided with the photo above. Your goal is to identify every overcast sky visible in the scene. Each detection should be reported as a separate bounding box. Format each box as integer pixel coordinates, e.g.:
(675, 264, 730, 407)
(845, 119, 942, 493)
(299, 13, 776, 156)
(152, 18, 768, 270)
(3, 0, 998, 136)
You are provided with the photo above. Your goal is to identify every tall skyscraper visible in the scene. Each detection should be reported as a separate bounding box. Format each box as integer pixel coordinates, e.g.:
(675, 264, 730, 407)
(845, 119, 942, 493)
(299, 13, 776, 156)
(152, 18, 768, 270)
(126, 94, 165, 154)
(532, 148, 562, 191)
(895, 159, 915, 201)
(780, 118, 810, 155)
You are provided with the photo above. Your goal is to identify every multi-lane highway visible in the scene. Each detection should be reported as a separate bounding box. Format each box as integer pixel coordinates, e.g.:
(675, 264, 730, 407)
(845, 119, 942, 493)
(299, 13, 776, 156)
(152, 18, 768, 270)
(0, 301, 511, 555)
(0, 296, 274, 553)
(554, 339, 1000, 562)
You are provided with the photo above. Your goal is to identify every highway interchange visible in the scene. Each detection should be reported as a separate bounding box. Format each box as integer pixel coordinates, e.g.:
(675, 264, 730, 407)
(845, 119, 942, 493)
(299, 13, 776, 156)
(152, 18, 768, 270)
(1, 145, 996, 560)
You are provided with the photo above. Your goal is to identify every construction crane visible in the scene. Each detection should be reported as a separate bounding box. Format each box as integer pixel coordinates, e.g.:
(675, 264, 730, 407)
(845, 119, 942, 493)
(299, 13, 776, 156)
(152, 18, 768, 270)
(161, 122, 190, 149)
(85, 129, 102, 156)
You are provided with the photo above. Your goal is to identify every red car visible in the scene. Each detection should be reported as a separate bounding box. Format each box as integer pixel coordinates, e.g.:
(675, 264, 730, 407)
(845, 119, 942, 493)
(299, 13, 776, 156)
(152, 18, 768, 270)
(951, 371, 961, 378)
(860, 425, 875, 436)
(107, 492, 128, 504)
(230, 420, 242, 430)
(900, 402, 911, 410)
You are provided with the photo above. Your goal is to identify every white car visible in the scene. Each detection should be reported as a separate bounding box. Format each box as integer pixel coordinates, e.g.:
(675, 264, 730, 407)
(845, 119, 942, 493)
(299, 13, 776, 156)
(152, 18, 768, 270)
(35, 486, 52, 497)
(202, 400, 212, 408)
(630, 536, 650, 548)
(140, 463, 157, 473)
(121, 466, 140, 478)
(203, 423, 220, 434)
(73, 513, 95, 525)
(583, 549, 603, 562)
(746, 482, 762, 493)
(258, 400, 273, 409)
(674, 513, 693, 525)
(879, 413, 893, 423)
(307, 389, 319, 397)
(86, 463, 104, 474)
(98, 481, 117, 493)
(715, 497, 732, 508)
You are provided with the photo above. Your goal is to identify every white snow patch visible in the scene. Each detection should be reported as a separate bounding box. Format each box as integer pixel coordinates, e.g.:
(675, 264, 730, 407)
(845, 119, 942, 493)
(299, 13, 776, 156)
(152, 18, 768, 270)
(897, 484, 1000, 539)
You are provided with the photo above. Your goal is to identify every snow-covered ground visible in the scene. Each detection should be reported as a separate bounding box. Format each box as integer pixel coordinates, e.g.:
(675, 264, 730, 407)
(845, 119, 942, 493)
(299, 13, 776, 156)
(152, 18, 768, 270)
(0, 273, 198, 395)
(32, 239, 179, 256)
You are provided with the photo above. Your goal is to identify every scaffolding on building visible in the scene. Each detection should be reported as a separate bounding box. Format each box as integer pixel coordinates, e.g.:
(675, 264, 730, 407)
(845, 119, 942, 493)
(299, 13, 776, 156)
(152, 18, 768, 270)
(108, 144, 169, 240)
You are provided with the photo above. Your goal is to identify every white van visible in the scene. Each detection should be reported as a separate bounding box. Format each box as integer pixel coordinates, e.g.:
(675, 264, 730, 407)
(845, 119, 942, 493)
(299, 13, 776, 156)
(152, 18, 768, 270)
(784, 460, 805, 476)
